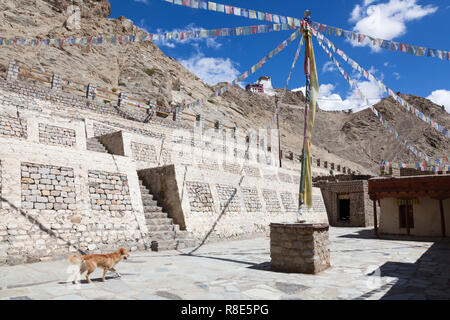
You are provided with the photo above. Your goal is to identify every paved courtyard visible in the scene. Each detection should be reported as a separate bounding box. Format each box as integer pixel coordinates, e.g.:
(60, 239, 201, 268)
(0, 227, 449, 300)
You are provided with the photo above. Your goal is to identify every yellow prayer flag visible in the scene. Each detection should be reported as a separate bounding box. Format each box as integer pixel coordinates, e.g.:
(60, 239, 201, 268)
(208, 2, 216, 11)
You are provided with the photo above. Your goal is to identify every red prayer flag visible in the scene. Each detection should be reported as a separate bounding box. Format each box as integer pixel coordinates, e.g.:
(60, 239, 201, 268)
(358, 34, 365, 43)
(225, 5, 233, 14)
(399, 43, 408, 52)
(250, 26, 257, 34)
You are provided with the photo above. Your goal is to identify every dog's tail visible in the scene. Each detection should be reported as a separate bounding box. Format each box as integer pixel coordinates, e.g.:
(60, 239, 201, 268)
(69, 254, 84, 264)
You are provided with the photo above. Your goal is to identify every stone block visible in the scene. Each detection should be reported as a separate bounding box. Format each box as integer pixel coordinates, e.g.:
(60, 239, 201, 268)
(270, 223, 330, 274)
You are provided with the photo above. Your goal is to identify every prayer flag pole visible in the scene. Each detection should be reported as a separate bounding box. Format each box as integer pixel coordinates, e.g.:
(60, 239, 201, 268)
(298, 9, 317, 222)
(275, 96, 282, 168)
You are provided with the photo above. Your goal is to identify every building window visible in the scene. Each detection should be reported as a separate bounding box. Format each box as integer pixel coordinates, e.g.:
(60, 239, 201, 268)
(399, 204, 414, 228)
(338, 194, 350, 222)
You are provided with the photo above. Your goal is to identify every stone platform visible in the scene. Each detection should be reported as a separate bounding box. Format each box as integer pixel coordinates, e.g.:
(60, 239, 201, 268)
(270, 222, 330, 274)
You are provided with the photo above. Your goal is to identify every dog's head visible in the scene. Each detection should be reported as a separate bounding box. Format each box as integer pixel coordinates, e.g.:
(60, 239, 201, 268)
(119, 248, 130, 260)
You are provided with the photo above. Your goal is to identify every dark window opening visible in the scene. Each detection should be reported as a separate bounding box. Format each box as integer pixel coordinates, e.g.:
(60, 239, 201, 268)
(339, 199, 350, 221)
(399, 204, 414, 228)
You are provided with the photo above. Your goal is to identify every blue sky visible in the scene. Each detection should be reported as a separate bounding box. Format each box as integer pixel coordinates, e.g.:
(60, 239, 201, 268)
(110, 0, 450, 112)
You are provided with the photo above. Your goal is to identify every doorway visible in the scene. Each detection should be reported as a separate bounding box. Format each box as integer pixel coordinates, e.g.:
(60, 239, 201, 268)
(338, 195, 350, 222)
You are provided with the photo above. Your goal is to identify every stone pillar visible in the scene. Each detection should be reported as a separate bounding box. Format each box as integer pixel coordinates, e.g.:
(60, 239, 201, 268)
(270, 223, 330, 274)
(214, 120, 222, 132)
(331, 163, 335, 170)
(317, 158, 321, 167)
(232, 127, 239, 139)
(172, 107, 182, 122)
(51, 74, 62, 90)
(195, 114, 204, 128)
(147, 101, 156, 119)
(86, 84, 97, 100)
(337, 164, 341, 172)
(118, 92, 128, 107)
(7, 61, 19, 82)
(324, 161, 328, 169)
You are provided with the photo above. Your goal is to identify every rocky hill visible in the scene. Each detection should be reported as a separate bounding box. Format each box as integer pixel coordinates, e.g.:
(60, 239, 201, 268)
(0, 0, 448, 175)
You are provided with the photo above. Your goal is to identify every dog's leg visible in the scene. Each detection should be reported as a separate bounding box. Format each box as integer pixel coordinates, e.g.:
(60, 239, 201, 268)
(110, 267, 121, 278)
(72, 263, 85, 284)
(102, 268, 108, 282)
(86, 270, 93, 283)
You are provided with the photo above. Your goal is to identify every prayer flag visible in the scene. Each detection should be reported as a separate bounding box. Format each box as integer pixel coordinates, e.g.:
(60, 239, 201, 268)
(215, 3, 224, 12)
(208, 2, 216, 11)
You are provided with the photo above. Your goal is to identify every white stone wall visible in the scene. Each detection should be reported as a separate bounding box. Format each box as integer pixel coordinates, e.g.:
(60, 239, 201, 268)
(380, 197, 450, 237)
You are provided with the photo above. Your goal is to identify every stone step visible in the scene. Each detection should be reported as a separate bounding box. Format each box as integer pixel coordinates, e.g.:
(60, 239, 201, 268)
(178, 238, 198, 248)
(144, 211, 168, 219)
(147, 224, 175, 232)
(87, 138, 108, 153)
(142, 199, 158, 206)
(150, 230, 176, 241)
(141, 194, 154, 200)
(151, 239, 178, 251)
(143, 205, 163, 213)
(145, 217, 173, 225)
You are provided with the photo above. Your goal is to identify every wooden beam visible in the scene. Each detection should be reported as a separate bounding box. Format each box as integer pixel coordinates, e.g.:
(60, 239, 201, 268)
(440, 199, 446, 237)
(405, 204, 410, 236)
(373, 200, 378, 238)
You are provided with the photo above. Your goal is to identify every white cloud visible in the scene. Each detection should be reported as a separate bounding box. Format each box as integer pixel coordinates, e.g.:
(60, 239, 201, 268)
(179, 53, 240, 86)
(321, 61, 336, 74)
(348, 0, 437, 51)
(427, 90, 450, 113)
(293, 80, 384, 112)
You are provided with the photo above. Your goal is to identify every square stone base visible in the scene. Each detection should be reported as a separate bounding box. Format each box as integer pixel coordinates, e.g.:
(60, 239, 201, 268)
(270, 222, 330, 274)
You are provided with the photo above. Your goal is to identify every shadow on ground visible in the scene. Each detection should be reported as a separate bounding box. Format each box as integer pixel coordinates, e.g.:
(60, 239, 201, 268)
(356, 240, 450, 300)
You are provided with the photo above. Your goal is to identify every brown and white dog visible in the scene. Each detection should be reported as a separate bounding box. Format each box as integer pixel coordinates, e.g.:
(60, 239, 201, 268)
(70, 248, 129, 284)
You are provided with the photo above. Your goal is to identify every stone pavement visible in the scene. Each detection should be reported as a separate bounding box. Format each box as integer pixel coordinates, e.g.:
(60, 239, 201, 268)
(0, 227, 449, 300)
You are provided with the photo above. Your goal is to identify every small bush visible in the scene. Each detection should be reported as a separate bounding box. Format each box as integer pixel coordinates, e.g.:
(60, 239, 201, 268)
(144, 68, 156, 77)
(188, 92, 193, 97)
(111, 88, 118, 93)
(103, 99, 110, 104)
(207, 99, 215, 104)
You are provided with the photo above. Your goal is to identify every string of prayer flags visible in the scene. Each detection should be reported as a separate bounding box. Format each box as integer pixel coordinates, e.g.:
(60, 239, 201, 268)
(381, 160, 450, 173)
(315, 35, 441, 164)
(163, 0, 302, 27)
(0, 24, 297, 47)
(162, 28, 301, 114)
(310, 21, 449, 62)
(315, 30, 450, 139)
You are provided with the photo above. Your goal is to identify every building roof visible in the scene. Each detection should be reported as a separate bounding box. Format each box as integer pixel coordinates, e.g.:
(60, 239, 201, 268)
(368, 175, 450, 201)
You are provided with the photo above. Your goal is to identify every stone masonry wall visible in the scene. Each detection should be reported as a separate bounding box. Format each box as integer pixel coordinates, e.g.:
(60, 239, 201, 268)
(216, 184, 242, 214)
(0, 115, 27, 139)
(186, 182, 214, 214)
(317, 180, 375, 227)
(131, 142, 158, 163)
(0, 77, 332, 264)
(88, 170, 133, 216)
(21, 163, 76, 210)
(38, 123, 76, 147)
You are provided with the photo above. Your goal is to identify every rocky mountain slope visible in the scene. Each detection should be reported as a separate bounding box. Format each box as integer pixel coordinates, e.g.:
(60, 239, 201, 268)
(0, 0, 448, 174)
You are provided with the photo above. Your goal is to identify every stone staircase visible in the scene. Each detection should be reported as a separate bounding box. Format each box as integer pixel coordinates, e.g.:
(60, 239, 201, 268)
(86, 137, 109, 153)
(138, 179, 197, 251)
